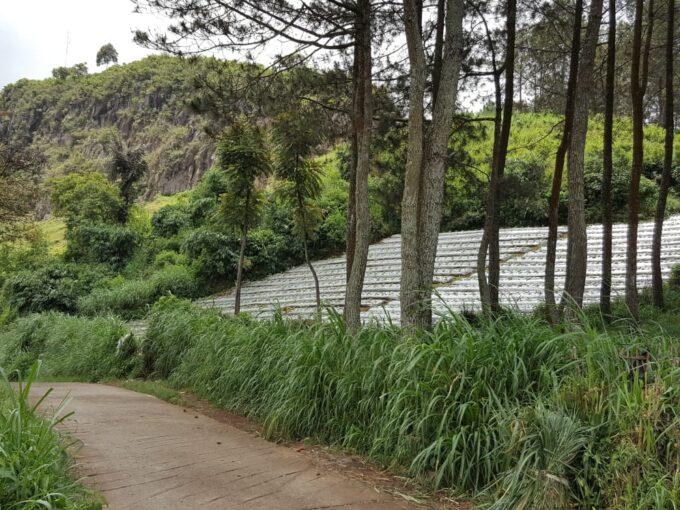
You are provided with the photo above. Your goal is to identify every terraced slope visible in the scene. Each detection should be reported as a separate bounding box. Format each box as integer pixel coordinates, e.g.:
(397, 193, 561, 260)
(198, 216, 680, 322)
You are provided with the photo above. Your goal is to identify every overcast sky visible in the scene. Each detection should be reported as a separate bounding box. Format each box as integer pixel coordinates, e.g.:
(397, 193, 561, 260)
(0, 0, 167, 88)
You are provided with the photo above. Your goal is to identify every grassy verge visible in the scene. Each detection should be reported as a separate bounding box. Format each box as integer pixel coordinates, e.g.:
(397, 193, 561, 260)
(0, 362, 101, 509)
(3, 296, 680, 508)
(139, 297, 680, 509)
(0, 313, 138, 381)
(117, 380, 187, 406)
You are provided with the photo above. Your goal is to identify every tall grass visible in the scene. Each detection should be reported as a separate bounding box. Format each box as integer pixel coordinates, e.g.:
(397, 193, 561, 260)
(142, 297, 680, 508)
(0, 313, 137, 381)
(0, 362, 99, 509)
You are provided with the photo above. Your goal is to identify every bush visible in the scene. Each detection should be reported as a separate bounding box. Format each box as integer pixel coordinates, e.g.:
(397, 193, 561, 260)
(3, 263, 108, 314)
(0, 314, 136, 381)
(49, 171, 122, 227)
(78, 264, 198, 319)
(151, 204, 191, 238)
(182, 229, 237, 281)
(65, 224, 141, 268)
(154, 250, 188, 268)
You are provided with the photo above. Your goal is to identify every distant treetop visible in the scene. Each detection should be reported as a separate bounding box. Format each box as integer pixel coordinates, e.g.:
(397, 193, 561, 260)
(96, 43, 119, 67)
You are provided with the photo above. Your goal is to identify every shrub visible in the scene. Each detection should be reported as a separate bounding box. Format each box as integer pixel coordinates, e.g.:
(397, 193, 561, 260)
(154, 250, 188, 268)
(78, 264, 198, 319)
(151, 204, 191, 238)
(49, 171, 122, 227)
(0, 314, 135, 381)
(3, 263, 108, 314)
(65, 224, 140, 268)
(193, 166, 229, 200)
(182, 228, 237, 281)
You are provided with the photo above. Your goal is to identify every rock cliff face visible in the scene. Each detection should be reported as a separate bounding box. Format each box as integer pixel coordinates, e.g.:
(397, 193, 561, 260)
(0, 55, 218, 198)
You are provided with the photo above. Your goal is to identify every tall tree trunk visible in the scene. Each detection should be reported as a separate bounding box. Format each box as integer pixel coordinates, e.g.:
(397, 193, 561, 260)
(344, 0, 373, 333)
(414, 0, 465, 328)
(601, 0, 616, 317)
(235, 224, 248, 315)
(400, 0, 427, 331)
(627, 0, 655, 319)
(652, 0, 674, 308)
(488, 0, 516, 312)
(544, 0, 583, 321)
(562, 0, 604, 311)
(478, 0, 516, 314)
(400, 0, 465, 330)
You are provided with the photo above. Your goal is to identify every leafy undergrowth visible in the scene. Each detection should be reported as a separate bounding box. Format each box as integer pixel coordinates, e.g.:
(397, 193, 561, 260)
(3, 297, 680, 508)
(0, 362, 101, 509)
(139, 297, 680, 509)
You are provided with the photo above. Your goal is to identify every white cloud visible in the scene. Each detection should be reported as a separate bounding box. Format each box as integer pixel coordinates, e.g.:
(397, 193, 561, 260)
(0, 0, 167, 87)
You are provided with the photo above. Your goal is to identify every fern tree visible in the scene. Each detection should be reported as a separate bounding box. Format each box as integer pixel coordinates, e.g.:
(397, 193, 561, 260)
(217, 117, 271, 315)
(272, 110, 324, 312)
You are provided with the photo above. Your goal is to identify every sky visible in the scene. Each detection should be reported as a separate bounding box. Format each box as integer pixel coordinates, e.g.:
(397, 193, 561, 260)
(0, 0, 167, 87)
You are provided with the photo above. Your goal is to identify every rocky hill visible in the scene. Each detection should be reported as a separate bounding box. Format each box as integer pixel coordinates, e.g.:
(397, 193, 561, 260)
(0, 55, 348, 204)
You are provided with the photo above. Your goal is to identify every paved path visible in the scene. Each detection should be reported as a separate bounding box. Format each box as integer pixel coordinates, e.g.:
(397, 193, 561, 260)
(30, 383, 418, 510)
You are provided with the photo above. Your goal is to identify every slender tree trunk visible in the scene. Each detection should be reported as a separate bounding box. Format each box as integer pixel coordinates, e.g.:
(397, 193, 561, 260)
(400, 0, 465, 329)
(477, 11, 503, 313)
(344, 0, 373, 333)
(235, 224, 248, 315)
(562, 0, 604, 312)
(432, 0, 446, 106)
(627, 0, 654, 319)
(488, 0, 516, 312)
(545, 0, 583, 321)
(652, 0, 674, 308)
(601, 0, 616, 317)
(478, 0, 516, 314)
(298, 194, 321, 312)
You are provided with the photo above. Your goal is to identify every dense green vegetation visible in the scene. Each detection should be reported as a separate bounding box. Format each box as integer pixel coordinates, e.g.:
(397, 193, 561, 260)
(2, 295, 680, 508)
(0, 363, 100, 509)
(4, 50, 680, 509)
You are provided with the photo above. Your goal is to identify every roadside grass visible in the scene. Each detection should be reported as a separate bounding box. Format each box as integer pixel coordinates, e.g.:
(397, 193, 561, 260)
(4, 293, 680, 508)
(0, 313, 138, 382)
(139, 297, 680, 509)
(118, 380, 187, 406)
(0, 362, 101, 509)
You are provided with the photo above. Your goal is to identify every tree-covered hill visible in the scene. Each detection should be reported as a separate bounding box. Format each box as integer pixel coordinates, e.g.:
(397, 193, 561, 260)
(0, 55, 348, 203)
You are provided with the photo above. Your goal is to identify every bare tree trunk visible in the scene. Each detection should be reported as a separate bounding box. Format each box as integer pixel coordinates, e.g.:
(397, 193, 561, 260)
(627, 0, 655, 319)
(562, 0, 604, 312)
(344, 0, 373, 333)
(235, 224, 248, 315)
(298, 195, 321, 312)
(414, 0, 465, 328)
(400, 0, 427, 331)
(652, 0, 674, 308)
(400, 0, 465, 330)
(477, 8, 503, 313)
(488, 0, 516, 312)
(544, 0, 583, 322)
(432, 0, 446, 106)
(601, 0, 616, 318)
